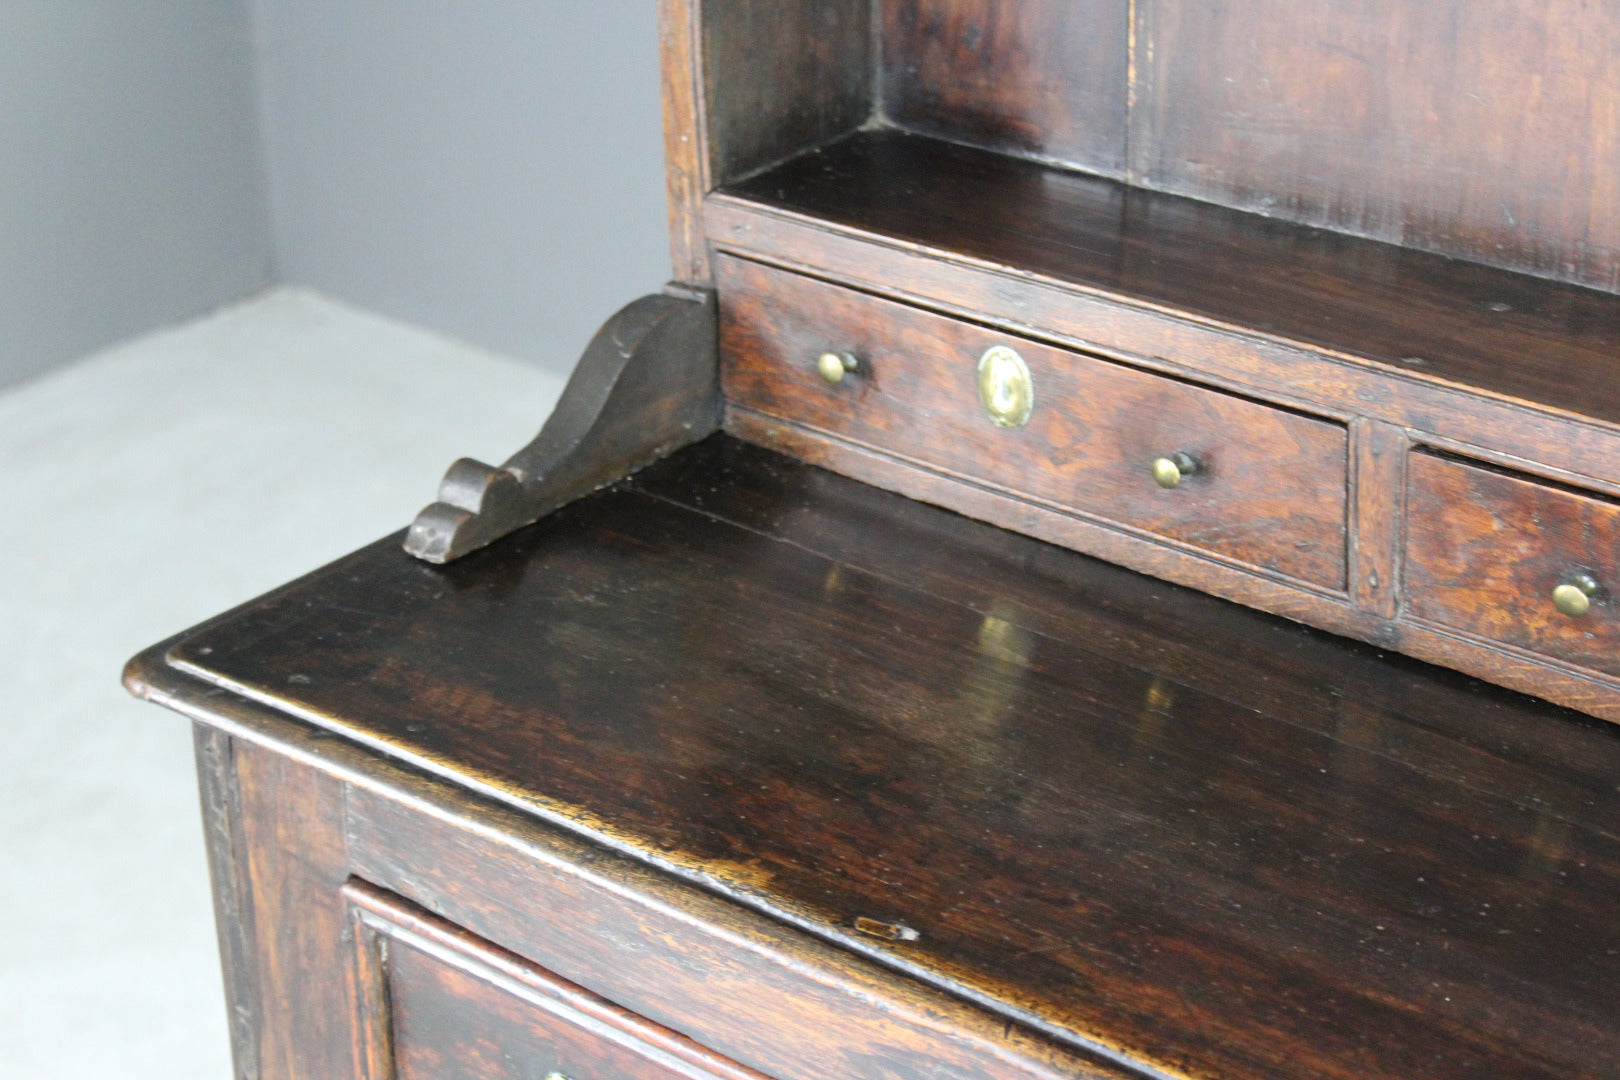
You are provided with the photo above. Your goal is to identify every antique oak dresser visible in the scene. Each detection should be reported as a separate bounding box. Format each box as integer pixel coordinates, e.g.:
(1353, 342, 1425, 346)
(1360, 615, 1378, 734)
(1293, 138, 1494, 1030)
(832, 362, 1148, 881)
(128, 4, 1620, 1079)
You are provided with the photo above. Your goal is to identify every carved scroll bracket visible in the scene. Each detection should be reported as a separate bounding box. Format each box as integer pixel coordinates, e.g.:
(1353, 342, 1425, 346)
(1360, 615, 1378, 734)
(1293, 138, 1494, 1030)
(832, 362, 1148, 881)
(404, 285, 719, 564)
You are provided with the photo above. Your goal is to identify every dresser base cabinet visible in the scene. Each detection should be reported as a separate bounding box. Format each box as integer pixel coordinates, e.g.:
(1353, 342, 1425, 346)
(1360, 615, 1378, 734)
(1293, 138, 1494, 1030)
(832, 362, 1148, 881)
(133, 3, 1620, 1078)
(176, 704, 1125, 1080)
(133, 439, 1620, 1080)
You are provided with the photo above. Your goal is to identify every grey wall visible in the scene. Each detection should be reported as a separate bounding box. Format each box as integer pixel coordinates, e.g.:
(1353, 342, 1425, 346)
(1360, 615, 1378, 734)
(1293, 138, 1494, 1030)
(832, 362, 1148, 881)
(253, 2, 670, 375)
(0, 1, 273, 390)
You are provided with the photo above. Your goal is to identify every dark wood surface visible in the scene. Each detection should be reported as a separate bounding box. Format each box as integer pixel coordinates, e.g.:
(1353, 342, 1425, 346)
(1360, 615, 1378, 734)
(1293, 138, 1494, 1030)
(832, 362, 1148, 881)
(404, 289, 719, 564)
(880, 0, 1128, 177)
(700, 0, 870, 184)
(155, 436, 1620, 1080)
(346, 881, 767, 1080)
(718, 253, 1350, 589)
(718, 129, 1620, 432)
(696, 2, 1620, 294)
(660, 0, 710, 283)
(1405, 451, 1620, 679)
(1133, 0, 1620, 293)
(200, 732, 359, 1079)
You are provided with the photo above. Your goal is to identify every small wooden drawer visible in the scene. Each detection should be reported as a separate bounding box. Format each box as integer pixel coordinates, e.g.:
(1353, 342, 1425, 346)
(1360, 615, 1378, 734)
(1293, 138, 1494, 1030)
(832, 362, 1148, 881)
(348, 881, 768, 1080)
(1404, 452, 1619, 679)
(718, 254, 1349, 589)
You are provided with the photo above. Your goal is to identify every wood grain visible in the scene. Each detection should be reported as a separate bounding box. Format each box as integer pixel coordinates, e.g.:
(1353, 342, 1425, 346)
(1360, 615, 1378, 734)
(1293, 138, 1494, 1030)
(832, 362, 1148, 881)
(1133, 0, 1620, 293)
(700, 0, 871, 183)
(1405, 451, 1620, 679)
(150, 438, 1620, 1080)
(660, 0, 710, 283)
(1350, 419, 1407, 618)
(880, 0, 1128, 175)
(705, 192, 1620, 491)
(232, 739, 358, 1079)
(194, 725, 263, 1080)
(714, 130, 1620, 435)
(718, 253, 1349, 588)
(131, 639, 1126, 1080)
(345, 882, 768, 1080)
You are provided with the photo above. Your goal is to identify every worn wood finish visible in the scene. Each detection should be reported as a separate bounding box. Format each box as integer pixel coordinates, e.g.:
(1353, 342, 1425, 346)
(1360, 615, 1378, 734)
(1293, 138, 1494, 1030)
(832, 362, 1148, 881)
(716, 130, 1620, 432)
(660, 0, 710, 283)
(705, 126, 1620, 715)
(129, 8, 1620, 1080)
(343, 790, 1112, 1080)
(193, 725, 263, 1080)
(345, 881, 768, 1080)
(718, 254, 1349, 589)
(880, 0, 1128, 176)
(1133, 0, 1620, 293)
(700, 0, 871, 184)
(1405, 452, 1620, 680)
(1349, 419, 1407, 618)
(228, 738, 357, 1080)
(144, 437, 1620, 1080)
(129, 632, 1128, 1080)
(705, 192, 1620, 492)
(404, 288, 719, 564)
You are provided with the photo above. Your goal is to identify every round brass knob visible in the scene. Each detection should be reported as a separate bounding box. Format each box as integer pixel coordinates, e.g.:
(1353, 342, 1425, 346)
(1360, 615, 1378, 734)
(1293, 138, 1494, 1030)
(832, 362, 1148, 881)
(1152, 451, 1200, 489)
(1552, 575, 1599, 617)
(977, 345, 1033, 428)
(817, 351, 857, 384)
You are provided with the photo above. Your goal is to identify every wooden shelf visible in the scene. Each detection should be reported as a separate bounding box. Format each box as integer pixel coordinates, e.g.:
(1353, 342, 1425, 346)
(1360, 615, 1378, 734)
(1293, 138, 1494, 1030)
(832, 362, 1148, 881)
(717, 129, 1620, 431)
(148, 436, 1620, 1080)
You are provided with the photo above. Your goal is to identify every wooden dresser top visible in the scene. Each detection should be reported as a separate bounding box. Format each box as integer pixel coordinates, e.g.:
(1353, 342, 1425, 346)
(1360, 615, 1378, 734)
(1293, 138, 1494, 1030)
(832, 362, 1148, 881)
(147, 436, 1620, 1080)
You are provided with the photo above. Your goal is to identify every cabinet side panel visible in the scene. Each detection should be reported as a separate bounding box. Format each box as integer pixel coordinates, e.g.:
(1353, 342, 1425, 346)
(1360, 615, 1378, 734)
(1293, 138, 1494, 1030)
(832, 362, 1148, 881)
(232, 740, 360, 1080)
(702, 0, 873, 183)
(661, 0, 711, 282)
(1133, 0, 1620, 293)
(881, 0, 1129, 176)
(195, 726, 262, 1080)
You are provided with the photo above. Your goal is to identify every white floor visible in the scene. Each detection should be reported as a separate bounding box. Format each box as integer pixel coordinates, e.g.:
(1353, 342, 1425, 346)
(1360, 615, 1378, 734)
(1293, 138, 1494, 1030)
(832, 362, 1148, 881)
(0, 289, 564, 1078)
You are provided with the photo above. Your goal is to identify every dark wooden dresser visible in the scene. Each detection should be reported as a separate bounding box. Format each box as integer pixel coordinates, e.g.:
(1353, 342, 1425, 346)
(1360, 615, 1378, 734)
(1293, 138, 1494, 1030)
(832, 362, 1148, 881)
(129, 4, 1620, 1079)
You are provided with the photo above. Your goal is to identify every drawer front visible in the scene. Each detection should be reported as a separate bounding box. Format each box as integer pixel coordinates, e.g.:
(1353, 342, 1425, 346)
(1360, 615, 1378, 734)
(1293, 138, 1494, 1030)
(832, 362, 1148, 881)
(1405, 453, 1620, 678)
(718, 255, 1349, 589)
(348, 882, 765, 1080)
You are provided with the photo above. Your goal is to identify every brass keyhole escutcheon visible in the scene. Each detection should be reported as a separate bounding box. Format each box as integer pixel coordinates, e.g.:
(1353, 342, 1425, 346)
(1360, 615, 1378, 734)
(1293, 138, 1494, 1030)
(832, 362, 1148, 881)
(1553, 574, 1600, 618)
(817, 351, 858, 384)
(978, 345, 1033, 428)
(1152, 451, 1200, 489)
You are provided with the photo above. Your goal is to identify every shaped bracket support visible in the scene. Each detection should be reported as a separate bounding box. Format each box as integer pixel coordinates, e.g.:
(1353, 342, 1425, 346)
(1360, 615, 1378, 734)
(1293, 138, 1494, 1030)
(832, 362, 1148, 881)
(404, 285, 720, 564)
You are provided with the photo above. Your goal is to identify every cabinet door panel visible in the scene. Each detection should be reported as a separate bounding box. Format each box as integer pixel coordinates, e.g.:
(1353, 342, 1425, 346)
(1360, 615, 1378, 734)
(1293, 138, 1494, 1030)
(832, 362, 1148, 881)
(344, 881, 768, 1080)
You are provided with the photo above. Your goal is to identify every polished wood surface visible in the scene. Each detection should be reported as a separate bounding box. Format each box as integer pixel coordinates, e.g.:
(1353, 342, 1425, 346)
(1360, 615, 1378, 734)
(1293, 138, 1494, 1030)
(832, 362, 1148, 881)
(138, 648, 1130, 1080)
(880, 0, 1128, 176)
(155, 437, 1620, 1080)
(1405, 451, 1620, 679)
(137, 7, 1620, 1079)
(1134, 0, 1620, 293)
(718, 253, 1350, 589)
(719, 129, 1620, 431)
(346, 881, 768, 1080)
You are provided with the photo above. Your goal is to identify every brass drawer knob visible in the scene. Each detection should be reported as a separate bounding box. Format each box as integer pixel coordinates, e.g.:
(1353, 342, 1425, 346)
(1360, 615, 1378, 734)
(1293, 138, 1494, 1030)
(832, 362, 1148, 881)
(978, 345, 1033, 427)
(1552, 574, 1600, 617)
(817, 351, 858, 384)
(1152, 451, 1200, 489)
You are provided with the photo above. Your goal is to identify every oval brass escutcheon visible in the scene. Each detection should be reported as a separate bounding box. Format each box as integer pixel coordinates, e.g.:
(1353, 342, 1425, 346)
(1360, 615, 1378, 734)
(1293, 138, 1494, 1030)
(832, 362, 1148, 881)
(1553, 574, 1600, 618)
(977, 345, 1033, 428)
